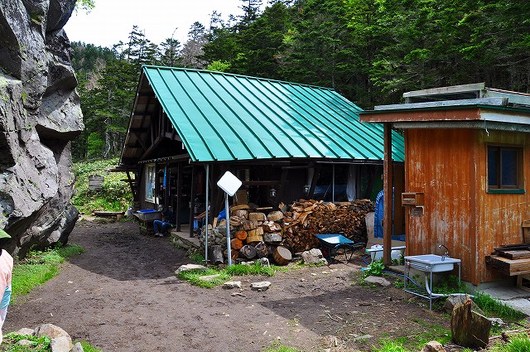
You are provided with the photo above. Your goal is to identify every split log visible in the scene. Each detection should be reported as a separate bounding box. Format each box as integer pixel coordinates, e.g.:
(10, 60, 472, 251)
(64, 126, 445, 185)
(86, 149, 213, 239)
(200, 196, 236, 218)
(241, 220, 258, 231)
(210, 245, 224, 264)
(235, 230, 248, 241)
(273, 246, 292, 265)
(262, 221, 281, 232)
(247, 227, 264, 243)
(231, 238, 243, 250)
(255, 241, 268, 258)
(263, 232, 282, 244)
(249, 212, 267, 222)
(231, 204, 250, 212)
(240, 245, 257, 259)
(233, 209, 249, 219)
(267, 211, 284, 221)
(230, 216, 242, 227)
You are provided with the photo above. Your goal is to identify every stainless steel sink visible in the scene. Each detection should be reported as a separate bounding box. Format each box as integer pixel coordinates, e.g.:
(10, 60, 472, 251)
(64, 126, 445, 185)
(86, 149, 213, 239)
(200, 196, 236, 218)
(405, 254, 461, 273)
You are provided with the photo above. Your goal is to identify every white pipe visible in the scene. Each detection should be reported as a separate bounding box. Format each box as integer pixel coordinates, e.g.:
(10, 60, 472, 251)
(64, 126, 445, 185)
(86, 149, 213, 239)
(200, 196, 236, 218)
(424, 275, 469, 298)
(225, 192, 232, 266)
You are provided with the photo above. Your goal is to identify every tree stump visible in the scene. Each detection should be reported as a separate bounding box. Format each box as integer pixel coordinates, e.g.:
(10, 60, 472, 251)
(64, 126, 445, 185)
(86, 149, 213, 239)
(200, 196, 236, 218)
(451, 298, 491, 348)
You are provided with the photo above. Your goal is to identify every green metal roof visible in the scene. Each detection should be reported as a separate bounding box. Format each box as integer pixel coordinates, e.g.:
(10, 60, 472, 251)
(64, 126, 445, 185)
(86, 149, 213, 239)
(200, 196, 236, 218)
(140, 66, 404, 163)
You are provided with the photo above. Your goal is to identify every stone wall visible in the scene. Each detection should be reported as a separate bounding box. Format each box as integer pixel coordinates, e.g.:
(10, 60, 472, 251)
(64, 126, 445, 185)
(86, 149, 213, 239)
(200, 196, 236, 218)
(0, 0, 83, 256)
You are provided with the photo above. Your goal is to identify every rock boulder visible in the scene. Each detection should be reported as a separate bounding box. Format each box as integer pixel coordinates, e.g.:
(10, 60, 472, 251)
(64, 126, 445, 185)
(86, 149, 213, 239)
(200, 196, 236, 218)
(0, 0, 82, 256)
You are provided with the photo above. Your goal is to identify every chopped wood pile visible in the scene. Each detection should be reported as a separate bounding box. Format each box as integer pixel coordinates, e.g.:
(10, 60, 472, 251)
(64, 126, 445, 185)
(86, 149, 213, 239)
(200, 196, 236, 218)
(282, 199, 374, 253)
(198, 199, 374, 264)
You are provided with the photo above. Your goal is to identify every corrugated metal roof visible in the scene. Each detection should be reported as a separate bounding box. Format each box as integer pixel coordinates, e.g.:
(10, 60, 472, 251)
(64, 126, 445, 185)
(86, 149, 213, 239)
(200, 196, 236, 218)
(141, 65, 404, 163)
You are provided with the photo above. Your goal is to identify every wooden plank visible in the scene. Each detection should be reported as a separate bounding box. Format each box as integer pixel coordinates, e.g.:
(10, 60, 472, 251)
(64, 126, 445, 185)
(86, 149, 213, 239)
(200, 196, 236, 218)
(486, 255, 530, 276)
(496, 250, 530, 260)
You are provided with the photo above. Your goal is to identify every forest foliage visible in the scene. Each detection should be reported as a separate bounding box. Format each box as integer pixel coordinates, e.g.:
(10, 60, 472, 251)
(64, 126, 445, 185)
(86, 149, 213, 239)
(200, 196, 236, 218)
(71, 0, 530, 161)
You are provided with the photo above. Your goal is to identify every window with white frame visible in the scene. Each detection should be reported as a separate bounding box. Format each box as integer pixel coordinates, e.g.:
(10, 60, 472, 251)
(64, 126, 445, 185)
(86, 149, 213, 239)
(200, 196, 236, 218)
(145, 164, 156, 202)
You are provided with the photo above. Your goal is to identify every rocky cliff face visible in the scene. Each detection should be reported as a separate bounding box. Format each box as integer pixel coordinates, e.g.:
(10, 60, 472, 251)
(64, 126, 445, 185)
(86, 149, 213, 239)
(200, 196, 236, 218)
(0, 0, 83, 256)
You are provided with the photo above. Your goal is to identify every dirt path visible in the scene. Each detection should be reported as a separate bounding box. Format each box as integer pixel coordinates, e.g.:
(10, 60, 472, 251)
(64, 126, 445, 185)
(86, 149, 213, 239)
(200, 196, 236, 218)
(5, 220, 450, 352)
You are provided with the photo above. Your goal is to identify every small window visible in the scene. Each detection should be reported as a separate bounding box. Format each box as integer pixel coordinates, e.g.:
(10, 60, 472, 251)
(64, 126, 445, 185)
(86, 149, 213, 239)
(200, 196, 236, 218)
(145, 164, 156, 202)
(487, 146, 523, 192)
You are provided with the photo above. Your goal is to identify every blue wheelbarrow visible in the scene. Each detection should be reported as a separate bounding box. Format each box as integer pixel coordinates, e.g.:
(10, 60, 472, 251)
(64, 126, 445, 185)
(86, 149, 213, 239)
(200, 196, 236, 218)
(315, 234, 365, 263)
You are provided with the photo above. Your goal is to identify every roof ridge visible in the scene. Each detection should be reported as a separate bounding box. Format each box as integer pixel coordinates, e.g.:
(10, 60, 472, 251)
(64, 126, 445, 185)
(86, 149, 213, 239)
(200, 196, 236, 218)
(142, 65, 336, 92)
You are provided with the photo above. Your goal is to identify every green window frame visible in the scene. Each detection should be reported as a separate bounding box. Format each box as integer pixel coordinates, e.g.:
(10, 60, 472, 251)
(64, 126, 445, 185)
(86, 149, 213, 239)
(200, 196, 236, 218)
(487, 145, 524, 193)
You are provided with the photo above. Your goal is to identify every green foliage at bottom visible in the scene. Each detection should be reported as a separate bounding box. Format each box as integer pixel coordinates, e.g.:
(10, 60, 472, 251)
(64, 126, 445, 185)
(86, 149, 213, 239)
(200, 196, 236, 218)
(225, 262, 277, 277)
(372, 340, 408, 352)
(0, 334, 50, 352)
(78, 341, 102, 352)
(177, 268, 231, 288)
(262, 342, 301, 352)
(177, 262, 279, 288)
(0, 334, 101, 352)
(490, 334, 530, 352)
(12, 245, 84, 303)
(473, 292, 527, 321)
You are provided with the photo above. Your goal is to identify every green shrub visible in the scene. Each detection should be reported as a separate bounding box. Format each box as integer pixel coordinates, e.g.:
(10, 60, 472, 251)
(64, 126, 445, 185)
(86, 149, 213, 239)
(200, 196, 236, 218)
(363, 260, 385, 277)
(1, 333, 51, 351)
(72, 158, 132, 214)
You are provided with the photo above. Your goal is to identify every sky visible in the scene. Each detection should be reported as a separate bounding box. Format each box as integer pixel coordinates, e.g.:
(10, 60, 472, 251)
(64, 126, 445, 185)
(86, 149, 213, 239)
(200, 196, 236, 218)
(64, 0, 246, 48)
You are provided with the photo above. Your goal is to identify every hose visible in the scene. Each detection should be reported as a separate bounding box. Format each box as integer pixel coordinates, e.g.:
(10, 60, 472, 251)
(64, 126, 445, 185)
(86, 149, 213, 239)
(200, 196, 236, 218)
(424, 275, 471, 299)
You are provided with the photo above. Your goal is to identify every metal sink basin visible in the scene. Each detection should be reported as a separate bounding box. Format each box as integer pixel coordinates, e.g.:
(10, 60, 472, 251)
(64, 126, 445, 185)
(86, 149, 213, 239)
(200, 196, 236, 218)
(405, 254, 461, 273)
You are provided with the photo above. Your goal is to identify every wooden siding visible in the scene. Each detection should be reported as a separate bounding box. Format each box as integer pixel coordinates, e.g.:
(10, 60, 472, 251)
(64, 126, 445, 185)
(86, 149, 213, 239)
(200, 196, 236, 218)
(405, 129, 478, 283)
(405, 128, 530, 285)
(476, 130, 530, 283)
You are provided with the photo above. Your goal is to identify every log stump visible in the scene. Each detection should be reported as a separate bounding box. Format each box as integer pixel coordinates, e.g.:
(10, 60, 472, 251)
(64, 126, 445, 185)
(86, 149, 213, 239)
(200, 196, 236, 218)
(451, 298, 491, 349)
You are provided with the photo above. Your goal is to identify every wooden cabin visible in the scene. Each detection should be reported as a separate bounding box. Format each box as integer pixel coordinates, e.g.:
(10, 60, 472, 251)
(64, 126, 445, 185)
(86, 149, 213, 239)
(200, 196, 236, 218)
(360, 83, 530, 286)
(117, 66, 405, 237)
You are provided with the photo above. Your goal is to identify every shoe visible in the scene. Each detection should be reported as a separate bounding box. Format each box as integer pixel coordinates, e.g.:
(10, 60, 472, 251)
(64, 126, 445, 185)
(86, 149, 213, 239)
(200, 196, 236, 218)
(154, 232, 163, 237)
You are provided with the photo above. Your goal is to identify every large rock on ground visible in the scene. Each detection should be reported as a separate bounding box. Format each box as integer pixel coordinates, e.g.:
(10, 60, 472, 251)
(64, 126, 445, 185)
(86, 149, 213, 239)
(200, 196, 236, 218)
(0, 0, 82, 256)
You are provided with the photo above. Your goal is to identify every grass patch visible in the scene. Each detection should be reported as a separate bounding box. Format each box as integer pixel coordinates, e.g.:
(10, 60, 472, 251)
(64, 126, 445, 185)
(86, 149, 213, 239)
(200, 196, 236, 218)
(1, 333, 51, 351)
(489, 333, 530, 352)
(225, 262, 277, 277)
(473, 292, 527, 321)
(389, 320, 450, 351)
(372, 339, 409, 352)
(0, 334, 101, 352)
(262, 342, 301, 352)
(177, 268, 231, 288)
(11, 245, 84, 303)
(78, 341, 103, 352)
(177, 262, 280, 288)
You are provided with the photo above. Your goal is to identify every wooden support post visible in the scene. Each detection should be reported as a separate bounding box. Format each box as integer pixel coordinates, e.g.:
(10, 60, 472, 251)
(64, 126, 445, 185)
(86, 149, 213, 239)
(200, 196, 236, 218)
(383, 123, 393, 266)
(189, 165, 196, 237)
(175, 162, 182, 232)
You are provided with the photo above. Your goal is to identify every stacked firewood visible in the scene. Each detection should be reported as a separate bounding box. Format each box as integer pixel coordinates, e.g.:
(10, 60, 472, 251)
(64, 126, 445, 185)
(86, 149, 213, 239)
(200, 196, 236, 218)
(198, 199, 374, 263)
(282, 199, 374, 253)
